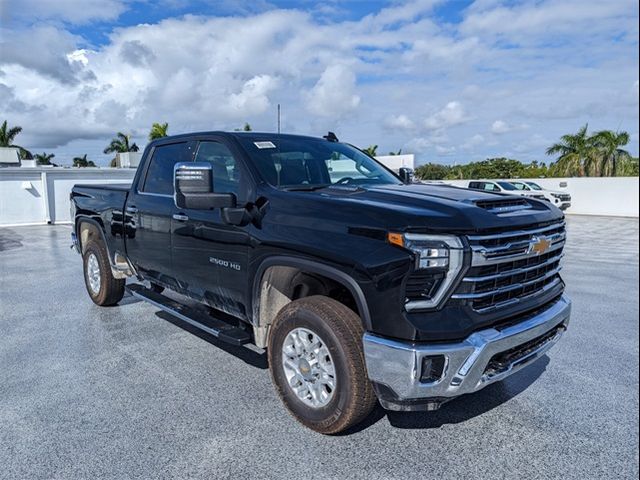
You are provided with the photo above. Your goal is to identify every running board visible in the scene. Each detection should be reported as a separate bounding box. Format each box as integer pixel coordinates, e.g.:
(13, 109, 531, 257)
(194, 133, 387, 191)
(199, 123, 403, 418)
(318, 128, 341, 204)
(126, 284, 251, 346)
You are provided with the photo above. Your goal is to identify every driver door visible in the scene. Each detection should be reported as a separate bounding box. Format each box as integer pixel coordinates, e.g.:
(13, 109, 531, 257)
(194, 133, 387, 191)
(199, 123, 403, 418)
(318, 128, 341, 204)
(171, 139, 253, 319)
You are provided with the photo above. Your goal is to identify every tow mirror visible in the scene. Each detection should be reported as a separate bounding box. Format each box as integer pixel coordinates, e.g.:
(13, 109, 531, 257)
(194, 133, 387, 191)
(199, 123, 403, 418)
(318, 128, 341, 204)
(398, 167, 414, 184)
(174, 162, 236, 210)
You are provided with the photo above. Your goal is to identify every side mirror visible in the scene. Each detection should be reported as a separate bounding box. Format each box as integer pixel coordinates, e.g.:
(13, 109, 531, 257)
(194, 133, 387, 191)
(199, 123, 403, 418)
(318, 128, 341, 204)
(398, 167, 414, 184)
(174, 162, 236, 210)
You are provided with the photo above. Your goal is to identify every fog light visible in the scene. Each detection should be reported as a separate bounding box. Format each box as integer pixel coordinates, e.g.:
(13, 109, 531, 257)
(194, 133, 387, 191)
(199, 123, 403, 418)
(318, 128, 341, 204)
(420, 355, 446, 383)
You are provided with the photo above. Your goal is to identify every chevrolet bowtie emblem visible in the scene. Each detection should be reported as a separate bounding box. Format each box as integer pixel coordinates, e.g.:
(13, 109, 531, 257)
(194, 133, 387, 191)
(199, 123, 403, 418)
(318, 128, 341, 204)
(529, 236, 551, 255)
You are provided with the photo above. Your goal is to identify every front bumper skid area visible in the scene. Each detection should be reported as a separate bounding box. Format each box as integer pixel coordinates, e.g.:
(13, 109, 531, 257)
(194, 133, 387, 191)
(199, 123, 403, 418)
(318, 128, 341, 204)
(363, 296, 571, 411)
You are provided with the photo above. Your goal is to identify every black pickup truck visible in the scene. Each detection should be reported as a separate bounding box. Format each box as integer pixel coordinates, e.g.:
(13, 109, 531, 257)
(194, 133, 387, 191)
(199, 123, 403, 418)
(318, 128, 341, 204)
(71, 131, 571, 434)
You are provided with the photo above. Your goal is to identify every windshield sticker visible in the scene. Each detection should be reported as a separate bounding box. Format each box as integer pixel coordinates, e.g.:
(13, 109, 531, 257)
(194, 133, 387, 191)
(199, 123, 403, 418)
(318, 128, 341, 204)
(254, 141, 276, 149)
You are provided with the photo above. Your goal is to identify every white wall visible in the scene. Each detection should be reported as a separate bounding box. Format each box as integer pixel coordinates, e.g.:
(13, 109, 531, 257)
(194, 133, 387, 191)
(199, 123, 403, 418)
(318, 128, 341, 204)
(0, 168, 135, 226)
(444, 177, 639, 217)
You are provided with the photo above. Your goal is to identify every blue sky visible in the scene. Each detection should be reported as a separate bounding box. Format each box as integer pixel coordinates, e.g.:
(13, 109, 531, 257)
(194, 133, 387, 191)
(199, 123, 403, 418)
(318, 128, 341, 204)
(1, 0, 638, 166)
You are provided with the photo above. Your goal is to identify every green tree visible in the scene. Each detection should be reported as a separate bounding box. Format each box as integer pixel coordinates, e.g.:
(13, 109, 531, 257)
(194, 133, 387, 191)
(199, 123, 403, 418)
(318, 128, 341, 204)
(415, 163, 450, 180)
(34, 152, 55, 166)
(546, 124, 596, 177)
(149, 122, 169, 141)
(234, 123, 252, 132)
(590, 130, 631, 177)
(617, 157, 639, 176)
(388, 149, 402, 156)
(73, 154, 96, 168)
(362, 145, 378, 157)
(103, 132, 139, 155)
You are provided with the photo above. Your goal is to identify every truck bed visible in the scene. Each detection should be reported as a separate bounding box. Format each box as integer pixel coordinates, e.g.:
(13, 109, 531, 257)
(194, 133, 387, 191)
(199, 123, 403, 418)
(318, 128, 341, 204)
(71, 184, 131, 259)
(73, 183, 131, 192)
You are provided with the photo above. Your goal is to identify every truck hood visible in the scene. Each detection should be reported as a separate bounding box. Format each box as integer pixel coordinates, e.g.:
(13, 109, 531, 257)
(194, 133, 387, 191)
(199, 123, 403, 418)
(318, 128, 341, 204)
(277, 183, 563, 234)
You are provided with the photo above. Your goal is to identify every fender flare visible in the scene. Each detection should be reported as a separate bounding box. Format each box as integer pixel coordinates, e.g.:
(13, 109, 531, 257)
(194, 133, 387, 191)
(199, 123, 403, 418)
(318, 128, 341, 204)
(75, 215, 108, 254)
(252, 255, 372, 330)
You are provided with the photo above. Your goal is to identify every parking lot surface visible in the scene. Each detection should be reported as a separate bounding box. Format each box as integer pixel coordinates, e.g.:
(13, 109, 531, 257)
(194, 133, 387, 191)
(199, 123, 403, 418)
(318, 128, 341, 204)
(0, 216, 638, 479)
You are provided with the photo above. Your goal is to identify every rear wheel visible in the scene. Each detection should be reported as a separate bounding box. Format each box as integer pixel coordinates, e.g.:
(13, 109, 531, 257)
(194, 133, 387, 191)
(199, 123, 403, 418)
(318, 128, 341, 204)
(82, 240, 125, 306)
(268, 296, 376, 434)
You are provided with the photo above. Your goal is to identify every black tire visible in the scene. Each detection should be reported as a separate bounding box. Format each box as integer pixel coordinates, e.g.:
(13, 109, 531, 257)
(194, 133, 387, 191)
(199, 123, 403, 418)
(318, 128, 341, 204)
(82, 240, 125, 306)
(268, 296, 376, 434)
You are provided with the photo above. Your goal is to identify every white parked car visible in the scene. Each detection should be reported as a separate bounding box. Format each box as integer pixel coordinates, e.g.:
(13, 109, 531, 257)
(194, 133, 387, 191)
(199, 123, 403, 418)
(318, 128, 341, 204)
(467, 180, 549, 202)
(510, 181, 572, 211)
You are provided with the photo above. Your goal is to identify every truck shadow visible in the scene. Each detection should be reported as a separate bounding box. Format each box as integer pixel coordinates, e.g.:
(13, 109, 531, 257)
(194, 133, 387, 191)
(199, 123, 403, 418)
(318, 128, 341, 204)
(154, 310, 268, 369)
(343, 356, 550, 434)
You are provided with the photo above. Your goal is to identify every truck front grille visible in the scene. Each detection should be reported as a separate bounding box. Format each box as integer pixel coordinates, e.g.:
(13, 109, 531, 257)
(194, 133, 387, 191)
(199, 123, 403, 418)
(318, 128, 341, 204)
(452, 220, 566, 313)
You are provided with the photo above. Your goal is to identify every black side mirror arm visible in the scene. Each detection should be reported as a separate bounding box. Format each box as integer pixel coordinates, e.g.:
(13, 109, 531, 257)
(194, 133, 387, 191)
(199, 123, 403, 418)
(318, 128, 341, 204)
(221, 197, 270, 228)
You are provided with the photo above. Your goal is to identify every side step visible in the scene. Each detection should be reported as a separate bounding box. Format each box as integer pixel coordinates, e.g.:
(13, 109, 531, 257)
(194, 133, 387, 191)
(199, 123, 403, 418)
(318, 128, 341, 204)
(127, 284, 252, 346)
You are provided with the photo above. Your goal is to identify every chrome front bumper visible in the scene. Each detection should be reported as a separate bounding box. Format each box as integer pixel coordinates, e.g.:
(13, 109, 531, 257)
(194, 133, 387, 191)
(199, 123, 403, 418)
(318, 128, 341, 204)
(363, 296, 571, 411)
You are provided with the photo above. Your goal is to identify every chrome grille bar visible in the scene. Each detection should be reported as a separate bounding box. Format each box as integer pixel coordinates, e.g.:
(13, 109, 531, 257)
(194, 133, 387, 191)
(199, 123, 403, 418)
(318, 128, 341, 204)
(467, 221, 566, 242)
(452, 266, 562, 300)
(472, 277, 564, 313)
(463, 253, 564, 282)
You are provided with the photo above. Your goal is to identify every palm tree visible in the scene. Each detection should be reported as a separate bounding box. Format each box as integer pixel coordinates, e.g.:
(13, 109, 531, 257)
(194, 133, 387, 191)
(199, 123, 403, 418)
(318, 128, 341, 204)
(546, 124, 595, 176)
(149, 122, 169, 141)
(362, 145, 378, 158)
(103, 132, 139, 155)
(388, 149, 402, 156)
(0, 120, 22, 147)
(73, 154, 96, 168)
(0, 120, 31, 158)
(590, 130, 631, 177)
(34, 152, 56, 166)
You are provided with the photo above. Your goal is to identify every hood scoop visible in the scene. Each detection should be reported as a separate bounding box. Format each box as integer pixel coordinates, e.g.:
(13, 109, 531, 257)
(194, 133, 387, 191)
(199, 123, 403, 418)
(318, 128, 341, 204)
(474, 198, 532, 214)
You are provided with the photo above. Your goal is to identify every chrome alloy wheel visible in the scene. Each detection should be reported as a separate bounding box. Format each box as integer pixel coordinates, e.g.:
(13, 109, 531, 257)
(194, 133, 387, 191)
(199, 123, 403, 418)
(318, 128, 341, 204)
(281, 327, 336, 408)
(87, 253, 101, 294)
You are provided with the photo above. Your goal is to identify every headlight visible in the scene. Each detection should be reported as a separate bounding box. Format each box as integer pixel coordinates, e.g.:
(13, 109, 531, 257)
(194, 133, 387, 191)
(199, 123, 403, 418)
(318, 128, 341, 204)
(388, 233, 465, 310)
(551, 193, 561, 199)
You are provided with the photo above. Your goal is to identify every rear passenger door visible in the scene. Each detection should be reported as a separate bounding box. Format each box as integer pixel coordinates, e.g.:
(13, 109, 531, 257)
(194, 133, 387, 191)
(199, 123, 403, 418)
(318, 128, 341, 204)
(171, 138, 253, 319)
(125, 141, 195, 285)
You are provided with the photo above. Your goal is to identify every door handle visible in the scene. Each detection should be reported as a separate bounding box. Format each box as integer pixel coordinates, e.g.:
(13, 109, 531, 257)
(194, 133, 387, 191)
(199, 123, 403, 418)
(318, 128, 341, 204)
(126, 206, 138, 214)
(172, 213, 189, 222)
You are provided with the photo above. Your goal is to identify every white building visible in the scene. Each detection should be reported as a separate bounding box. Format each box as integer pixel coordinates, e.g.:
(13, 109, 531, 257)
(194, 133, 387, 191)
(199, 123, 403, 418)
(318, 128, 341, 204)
(375, 154, 415, 173)
(0, 147, 21, 167)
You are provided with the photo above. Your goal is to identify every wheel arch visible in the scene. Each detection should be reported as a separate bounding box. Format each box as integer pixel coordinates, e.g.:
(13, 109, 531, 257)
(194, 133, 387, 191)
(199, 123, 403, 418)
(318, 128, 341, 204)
(75, 216, 131, 279)
(252, 256, 372, 344)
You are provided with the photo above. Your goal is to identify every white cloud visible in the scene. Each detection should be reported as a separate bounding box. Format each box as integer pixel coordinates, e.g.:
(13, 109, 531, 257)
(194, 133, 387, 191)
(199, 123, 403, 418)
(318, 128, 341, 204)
(424, 101, 469, 131)
(3, 0, 127, 25)
(435, 145, 456, 156)
(491, 120, 511, 134)
(227, 75, 278, 116)
(384, 114, 416, 131)
(305, 64, 360, 117)
(0, 0, 637, 165)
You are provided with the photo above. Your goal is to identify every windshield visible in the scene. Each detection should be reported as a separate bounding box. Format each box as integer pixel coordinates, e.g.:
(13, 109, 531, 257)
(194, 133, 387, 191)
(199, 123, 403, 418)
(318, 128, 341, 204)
(497, 181, 518, 191)
(511, 182, 528, 190)
(236, 135, 401, 189)
(526, 182, 543, 190)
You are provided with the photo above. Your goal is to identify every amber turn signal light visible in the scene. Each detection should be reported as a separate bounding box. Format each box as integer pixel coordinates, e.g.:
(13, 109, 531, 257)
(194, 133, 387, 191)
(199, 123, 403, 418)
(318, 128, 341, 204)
(387, 232, 404, 247)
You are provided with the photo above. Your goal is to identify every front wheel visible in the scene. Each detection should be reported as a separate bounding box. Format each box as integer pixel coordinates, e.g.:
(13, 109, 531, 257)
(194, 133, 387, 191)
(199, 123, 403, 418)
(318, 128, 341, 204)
(268, 296, 376, 434)
(82, 240, 125, 306)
